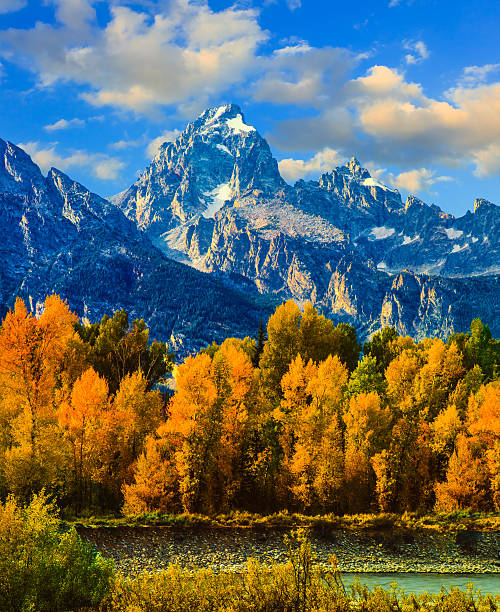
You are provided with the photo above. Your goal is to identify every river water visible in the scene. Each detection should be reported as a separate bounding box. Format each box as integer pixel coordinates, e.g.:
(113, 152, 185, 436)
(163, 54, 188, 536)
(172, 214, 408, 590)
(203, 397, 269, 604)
(341, 572, 500, 595)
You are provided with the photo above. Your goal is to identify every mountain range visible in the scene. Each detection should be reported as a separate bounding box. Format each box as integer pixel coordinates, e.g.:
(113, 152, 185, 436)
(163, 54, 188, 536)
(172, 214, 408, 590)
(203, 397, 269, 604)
(1, 103, 499, 353)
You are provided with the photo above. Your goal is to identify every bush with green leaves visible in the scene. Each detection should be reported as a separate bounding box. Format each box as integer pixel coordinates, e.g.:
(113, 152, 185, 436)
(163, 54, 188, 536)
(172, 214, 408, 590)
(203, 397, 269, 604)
(0, 491, 114, 612)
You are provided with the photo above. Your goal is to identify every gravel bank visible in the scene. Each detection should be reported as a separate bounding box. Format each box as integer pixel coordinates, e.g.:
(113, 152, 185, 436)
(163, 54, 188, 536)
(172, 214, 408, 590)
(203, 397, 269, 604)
(77, 526, 500, 576)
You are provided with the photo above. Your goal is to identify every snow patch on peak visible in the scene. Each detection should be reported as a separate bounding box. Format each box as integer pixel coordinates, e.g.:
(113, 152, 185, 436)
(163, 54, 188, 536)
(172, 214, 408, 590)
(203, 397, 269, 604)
(216, 144, 233, 156)
(370, 226, 396, 240)
(361, 177, 397, 192)
(202, 182, 232, 218)
(226, 115, 255, 135)
(450, 243, 468, 254)
(402, 234, 420, 245)
(444, 227, 463, 239)
(211, 105, 229, 122)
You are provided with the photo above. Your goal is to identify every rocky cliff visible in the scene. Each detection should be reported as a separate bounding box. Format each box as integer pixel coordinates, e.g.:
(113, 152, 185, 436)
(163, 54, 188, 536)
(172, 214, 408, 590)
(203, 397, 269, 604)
(114, 104, 500, 340)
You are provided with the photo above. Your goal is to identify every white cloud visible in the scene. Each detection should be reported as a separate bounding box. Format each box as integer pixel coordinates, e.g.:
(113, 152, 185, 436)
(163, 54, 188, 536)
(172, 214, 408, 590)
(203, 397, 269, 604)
(386, 168, 453, 193)
(44, 118, 85, 131)
(271, 64, 500, 178)
(254, 45, 357, 107)
(264, 0, 302, 10)
(403, 40, 430, 65)
(0, 1, 267, 113)
(18, 141, 125, 181)
(278, 148, 343, 183)
(94, 158, 126, 180)
(147, 129, 182, 157)
(0, 0, 27, 14)
(109, 138, 143, 151)
(45, 0, 95, 28)
(351, 65, 424, 99)
(472, 143, 500, 177)
(2, 0, 500, 182)
(461, 63, 500, 86)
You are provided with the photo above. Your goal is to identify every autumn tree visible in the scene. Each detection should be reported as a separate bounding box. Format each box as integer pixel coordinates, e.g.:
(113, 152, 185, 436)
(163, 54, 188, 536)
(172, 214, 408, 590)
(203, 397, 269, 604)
(371, 417, 436, 513)
(385, 348, 420, 416)
(112, 371, 163, 464)
(413, 339, 464, 420)
(276, 354, 348, 511)
(260, 301, 359, 402)
(211, 343, 255, 510)
(84, 371, 165, 506)
(466, 382, 500, 508)
(0, 296, 77, 499)
(448, 364, 484, 417)
(122, 435, 179, 514)
(435, 434, 492, 511)
(58, 368, 109, 511)
(129, 343, 256, 514)
(343, 392, 391, 512)
(431, 403, 464, 468)
(158, 352, 218, 512)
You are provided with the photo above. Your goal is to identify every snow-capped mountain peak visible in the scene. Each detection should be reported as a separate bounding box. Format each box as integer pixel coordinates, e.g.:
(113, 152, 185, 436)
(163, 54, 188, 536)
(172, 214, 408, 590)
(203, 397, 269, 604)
(115, 103, 283, 233)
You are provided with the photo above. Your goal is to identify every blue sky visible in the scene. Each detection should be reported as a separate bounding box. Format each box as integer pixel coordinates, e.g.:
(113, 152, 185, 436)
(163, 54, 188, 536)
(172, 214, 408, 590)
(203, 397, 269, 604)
(0, 0, 499, 216)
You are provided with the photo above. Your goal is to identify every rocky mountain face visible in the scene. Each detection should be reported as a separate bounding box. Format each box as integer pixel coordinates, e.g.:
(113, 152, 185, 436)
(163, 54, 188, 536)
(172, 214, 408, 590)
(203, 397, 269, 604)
(0, 138, 271, 354)
(115, 104, 500, 340)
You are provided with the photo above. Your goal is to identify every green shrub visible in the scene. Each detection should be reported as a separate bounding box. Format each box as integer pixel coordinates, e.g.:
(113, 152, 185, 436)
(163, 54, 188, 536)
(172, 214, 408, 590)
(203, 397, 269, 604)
(0, 491, 114, 612)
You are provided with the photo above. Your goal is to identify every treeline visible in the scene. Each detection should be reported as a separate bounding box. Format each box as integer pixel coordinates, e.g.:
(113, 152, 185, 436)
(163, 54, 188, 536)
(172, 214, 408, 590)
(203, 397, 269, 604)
(0, 296, 498, 516)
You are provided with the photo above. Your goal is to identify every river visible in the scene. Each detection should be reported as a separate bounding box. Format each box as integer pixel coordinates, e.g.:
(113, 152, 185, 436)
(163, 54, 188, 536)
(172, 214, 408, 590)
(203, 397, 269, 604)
(341, 572, 499, 595)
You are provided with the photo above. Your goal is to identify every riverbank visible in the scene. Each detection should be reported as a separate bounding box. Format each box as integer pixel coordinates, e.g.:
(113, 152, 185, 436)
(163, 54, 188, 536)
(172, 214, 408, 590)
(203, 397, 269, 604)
(77, 524, 500, 576)
(69, 509, 500, 533)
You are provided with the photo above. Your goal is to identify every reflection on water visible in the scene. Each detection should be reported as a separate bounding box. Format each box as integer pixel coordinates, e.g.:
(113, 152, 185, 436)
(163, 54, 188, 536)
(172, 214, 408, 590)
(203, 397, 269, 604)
(341, 572, 500, 595)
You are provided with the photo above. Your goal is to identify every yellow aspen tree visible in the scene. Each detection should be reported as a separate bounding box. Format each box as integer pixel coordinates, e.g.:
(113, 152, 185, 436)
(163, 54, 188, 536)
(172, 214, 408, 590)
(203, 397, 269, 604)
(58, 367, 109, 510)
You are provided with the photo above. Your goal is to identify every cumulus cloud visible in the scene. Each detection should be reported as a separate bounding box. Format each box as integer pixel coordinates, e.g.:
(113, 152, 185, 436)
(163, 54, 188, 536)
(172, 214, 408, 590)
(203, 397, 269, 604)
(18, 141, 125, 180)
(351, 65, 424, 100)
(403, 40, 430, 65)
(0, 1, 267, 113)
(147, 129, 182, 157)
(386, 168, 453, 193)
(270, 63, 500, 178)
(270, 106, 356, 152)
(0, 0, 27, 14)
(44, 118, 85, 131)
(278, 148, 342, 183)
